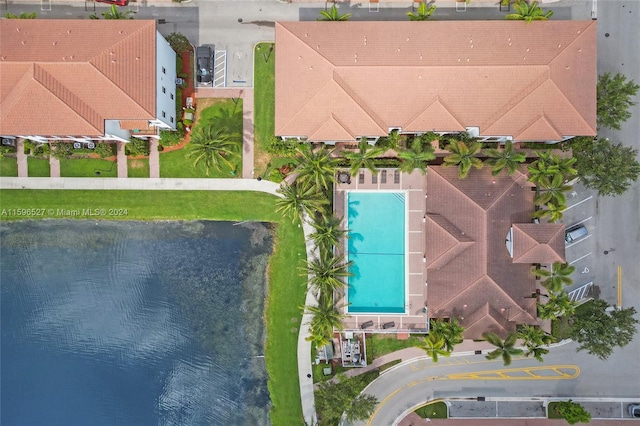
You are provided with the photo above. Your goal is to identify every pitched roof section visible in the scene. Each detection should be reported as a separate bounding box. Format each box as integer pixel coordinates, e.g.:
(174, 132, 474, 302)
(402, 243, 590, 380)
(512, 223, 566, 264)
(275, 21, 597, 142)
(0, 20, 157, 136)
(426, 166, 538, 340)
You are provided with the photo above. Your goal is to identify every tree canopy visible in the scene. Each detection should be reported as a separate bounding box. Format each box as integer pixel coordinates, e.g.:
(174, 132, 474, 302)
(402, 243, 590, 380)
(571, 137, 640, 196)
(597, 72, 640, 131)
(315, 372, 378, 425)
(570, 299, 638, 360)
(553, 400, 592, 425)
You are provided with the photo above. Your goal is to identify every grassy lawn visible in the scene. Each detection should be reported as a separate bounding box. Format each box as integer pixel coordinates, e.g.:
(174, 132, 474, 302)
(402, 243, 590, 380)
(366, 334, 423, 360)
(27, 157, 51, 177)
(160, 98, 243, 178)
(254, 43, 276, 174)
(127, 158, 149, 178)
(60, 158, 117, 177)
(415, 401, 448, 419)
(0, 190, 307, 425)
(0, 157, 18, 176)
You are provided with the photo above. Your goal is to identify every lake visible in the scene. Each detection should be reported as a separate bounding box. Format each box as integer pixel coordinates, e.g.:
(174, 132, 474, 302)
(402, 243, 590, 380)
(0, 220, 273, 426)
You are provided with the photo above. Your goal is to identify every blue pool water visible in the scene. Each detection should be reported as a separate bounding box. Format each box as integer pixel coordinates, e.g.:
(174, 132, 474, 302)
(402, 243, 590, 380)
(347, 192, 406, 313)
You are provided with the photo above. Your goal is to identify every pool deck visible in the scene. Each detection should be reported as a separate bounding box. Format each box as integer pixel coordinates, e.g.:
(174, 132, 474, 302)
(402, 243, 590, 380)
(335, 169, 429, 333)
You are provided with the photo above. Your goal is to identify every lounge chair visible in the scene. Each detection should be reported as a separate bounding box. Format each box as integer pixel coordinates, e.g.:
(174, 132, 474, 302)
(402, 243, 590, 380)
(383, 321, 395, 329)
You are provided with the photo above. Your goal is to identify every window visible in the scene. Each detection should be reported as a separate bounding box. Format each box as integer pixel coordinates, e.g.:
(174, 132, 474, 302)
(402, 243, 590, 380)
(162, 87, 166, 94)
(359, 171, 364, 184)
(170, 116, 174, 123)
(394, 170, 400, 184)
(170, 93, 174, 100)
(381, 170, 387, 184)
(162, 111, 166, 118)
(162, 67, 166, 74)
(372, 173, 378, 184)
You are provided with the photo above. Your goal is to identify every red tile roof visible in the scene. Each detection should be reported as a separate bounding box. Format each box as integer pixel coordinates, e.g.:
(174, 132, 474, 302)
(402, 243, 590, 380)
(426, 166, 538, 339)
(0, 20, 157, 136)
(512, 223, 566, 264)
(275, 21, 597, 142)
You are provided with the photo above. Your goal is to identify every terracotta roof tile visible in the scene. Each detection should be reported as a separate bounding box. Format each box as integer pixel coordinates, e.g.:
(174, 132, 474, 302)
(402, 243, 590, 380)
(275, 21, 596, 142)
(426, 166, 538, 339)
(512, 223, 566, 264)
(0, 20, 157, 136)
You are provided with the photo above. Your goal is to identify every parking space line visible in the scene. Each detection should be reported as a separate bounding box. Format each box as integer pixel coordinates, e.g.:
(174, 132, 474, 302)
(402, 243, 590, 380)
(566, 234, 592, 249)
(567, 216, 593, 228)
(617, 266, 622, 307)
(569, 252, 592, 265)
(565, 195, 593, 211)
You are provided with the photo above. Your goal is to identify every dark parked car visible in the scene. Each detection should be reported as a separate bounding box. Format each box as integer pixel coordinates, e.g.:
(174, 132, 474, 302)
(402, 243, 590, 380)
(95, 0, 129, 6)
(629, 404, 640, 418)
(196, 46, 213, 85)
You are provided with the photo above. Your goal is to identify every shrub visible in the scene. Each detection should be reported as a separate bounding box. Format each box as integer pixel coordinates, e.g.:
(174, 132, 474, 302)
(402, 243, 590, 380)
(176, 55, 183, 74)
(165, 33, 192, 54)
(94, 142, 115, 158)
(268, 168, 285, 183)
(159, 130, 184, 147)
(51, 142, 73, 159)
(125, 138, 150, 156)
(175, 87, 183, 120)
(267, 136, 300, 156)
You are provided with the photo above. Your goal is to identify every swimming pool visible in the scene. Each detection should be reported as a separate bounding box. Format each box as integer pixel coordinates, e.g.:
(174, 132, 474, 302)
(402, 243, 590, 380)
(346, 191, 406, 314)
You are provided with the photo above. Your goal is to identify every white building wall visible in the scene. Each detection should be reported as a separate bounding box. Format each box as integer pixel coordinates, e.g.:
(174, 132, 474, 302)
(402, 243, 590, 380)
(156, 32, 177, 130)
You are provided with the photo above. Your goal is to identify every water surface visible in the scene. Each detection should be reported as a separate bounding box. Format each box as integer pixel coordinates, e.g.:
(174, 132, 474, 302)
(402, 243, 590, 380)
(1, 220, 272, 426)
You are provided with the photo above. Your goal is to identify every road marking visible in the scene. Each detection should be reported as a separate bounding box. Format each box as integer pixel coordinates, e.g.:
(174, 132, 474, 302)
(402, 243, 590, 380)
(565, 195, 593, 211)
(569, 252, 592, 265)
(568, 216, 593, 227)
(566, 234, 592, 249)
(445, 365, 580, 381)
(618, 266, 622, 307)
(367, 365, 580, 425)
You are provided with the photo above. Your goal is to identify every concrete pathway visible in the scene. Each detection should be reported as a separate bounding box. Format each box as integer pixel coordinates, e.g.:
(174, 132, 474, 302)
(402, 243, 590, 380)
(16, 139, 27, 178)
(149, 139, 160, 178)
(49, 155, 60, 178)
(0, 177, 280, 193)
(116, 142, 127, 178)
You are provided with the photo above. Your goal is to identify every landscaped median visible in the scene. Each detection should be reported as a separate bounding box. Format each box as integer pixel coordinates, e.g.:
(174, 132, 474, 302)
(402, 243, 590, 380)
(0, 189, 307, 425)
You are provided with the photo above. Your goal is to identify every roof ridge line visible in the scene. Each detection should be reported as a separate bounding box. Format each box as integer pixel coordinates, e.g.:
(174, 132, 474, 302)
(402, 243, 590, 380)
(332, 69, 387, 134)
(403, 96, 465, 132)
(277, 78, 336, 136)
(33, 64, 102, 132)
(515, 113, 561, 142)
(0, 64, 34, 123)
(547, 79, 594, 134)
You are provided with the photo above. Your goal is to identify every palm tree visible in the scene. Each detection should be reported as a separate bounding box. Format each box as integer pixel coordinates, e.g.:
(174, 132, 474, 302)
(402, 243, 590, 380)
(294, 145, 338, 192)
(187, 126, 240, 175)
(484, 141, 527, 176)
(528, 157, 562, 186)
(537, 291, 577, 319)
(417, 333, 450, 362)
(317, 4, 352, 21)
(505, 0, 553, 23)
(483, 332, 524, 366)
(443, 141, 483, 179)
(398, 138, 436, 175)
(309, 214, 349, 254)
(406, 1, 437, 21)
(90, 4, 134, 19)
(304, 296, 347, 345)
(532, 262, 575, 293)
(302, 251, 353, 296)
(538, 151, 577, 180)
(430, 318, 465, 353)
(531, 202, 567, 223)
(517, 324, 556, 362)
(276, 182, 329, 223)
(343, 138, 385, 177)
(534, 173, 573, 207)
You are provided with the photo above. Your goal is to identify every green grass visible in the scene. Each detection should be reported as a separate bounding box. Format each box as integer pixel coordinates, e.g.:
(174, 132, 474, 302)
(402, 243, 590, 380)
(60, 158, 117, 177)
(0, 190, 307, 425)
(366, 334, 423, 360)
(27, 157, 51, 177)
(127, 158, 149, 178)
(254, 43, 276, 174)
(0, 157, 18, 176)
(160, 99, 243, 178)
(415, 401, 448, 419)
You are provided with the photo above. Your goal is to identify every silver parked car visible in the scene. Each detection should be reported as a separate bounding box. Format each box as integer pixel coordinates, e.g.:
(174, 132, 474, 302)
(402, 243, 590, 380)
(629, 404, 640, 418)
(565, 224, 588, 244)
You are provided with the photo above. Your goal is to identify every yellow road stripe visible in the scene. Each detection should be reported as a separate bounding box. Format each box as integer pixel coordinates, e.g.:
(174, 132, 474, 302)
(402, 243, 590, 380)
(618, 266, 622, 307)
(366, 365, 580, 424)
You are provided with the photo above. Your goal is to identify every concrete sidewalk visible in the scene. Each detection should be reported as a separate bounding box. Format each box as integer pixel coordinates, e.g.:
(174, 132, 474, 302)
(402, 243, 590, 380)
(0, 177, 279, 193)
